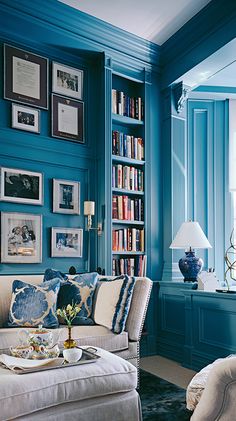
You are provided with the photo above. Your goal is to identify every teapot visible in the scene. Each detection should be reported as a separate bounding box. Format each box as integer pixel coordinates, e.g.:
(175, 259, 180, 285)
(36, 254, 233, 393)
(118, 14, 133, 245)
(18, 325, 56, 352)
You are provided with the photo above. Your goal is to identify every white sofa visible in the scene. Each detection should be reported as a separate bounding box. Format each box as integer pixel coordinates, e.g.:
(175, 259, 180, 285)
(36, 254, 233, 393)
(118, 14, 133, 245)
(0, 274, 153, 372)
(187, 355, 236, 420)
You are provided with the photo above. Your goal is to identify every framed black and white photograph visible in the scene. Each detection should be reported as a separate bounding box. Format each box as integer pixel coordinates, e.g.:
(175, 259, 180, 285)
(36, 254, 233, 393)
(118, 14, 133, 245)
(52, 94, 84, 143)
(51, 227, 83, 258)
(53, 179, 80, 214)
(52, 62, 83, 100)
(4, 44, 48, 109)
(12, 104, 40, 133)
(1, 212, 42, 263)
(0, 167, 43, 205)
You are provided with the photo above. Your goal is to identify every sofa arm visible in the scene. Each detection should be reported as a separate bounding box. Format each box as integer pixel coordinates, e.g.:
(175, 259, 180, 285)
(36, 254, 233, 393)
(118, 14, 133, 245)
(191, 357, 236, 421)
(125, 277, 152, 342)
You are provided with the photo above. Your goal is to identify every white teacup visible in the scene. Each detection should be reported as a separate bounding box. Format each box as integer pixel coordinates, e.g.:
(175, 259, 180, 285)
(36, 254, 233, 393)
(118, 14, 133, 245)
(63, 347, 82, 363)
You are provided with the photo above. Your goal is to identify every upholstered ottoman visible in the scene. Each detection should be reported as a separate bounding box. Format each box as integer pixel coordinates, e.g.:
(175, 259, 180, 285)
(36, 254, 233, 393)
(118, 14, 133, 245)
(0, 347, 141, 421)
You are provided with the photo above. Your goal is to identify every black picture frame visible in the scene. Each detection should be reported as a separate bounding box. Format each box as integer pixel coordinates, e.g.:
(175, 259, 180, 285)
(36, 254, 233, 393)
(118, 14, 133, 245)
(51, 94, 84, 143)
(4, 44, 48, 109)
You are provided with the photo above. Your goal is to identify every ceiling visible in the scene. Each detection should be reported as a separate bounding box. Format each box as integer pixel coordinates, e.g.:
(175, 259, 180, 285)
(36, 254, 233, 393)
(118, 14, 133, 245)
(59, 0, 211, 45)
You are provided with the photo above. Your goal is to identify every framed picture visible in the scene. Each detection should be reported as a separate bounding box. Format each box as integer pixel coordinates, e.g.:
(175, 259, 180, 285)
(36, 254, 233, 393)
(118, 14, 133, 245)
(52, 94, 84, 143)
(51, 227, 83, 258)
(1, 212, 42, 263)
(12, 104, 40, 133)
(0, 167, 43, 205)
(53, 179, 80, 214)
(52, 62, 83, 100)
(4, 44, 48, 109)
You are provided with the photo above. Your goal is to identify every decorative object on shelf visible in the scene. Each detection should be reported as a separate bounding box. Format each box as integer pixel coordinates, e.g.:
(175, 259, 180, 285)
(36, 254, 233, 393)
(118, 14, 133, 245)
(51, 227, 83, 257)
(172, 81, 189, 114)
(57, 303, 81, 349)
(51, 94, 84, 143)
(0, 167, 43, 205)
(52, 62, 83, 100)
(216, 229, 236, 293)
(170, 220, 212, 282)
(12, 103, 40, 133)
(84, 201, 102, 235)
(4, 44, 48, 109)
(198, 268, 219, 291)
(53, 178, 80, 214)
(1, 212, 42, 263)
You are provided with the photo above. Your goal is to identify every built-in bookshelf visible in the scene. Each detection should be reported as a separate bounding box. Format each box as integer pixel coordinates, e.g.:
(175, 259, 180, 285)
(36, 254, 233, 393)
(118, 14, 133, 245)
(111, 74, 146, 277)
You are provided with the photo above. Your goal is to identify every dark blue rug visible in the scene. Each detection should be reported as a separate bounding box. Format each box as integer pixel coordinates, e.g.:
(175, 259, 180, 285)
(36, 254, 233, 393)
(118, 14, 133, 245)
(139, 369, 192, 421)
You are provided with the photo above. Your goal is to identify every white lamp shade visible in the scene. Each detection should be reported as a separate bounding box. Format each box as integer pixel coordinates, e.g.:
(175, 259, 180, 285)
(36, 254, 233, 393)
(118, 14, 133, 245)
(84, 201, 95, 216)
(170, 221, 212, 249)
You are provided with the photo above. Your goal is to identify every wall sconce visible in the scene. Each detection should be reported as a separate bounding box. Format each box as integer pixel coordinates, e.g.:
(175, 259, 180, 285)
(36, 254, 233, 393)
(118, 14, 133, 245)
(84, 201, 102, 236)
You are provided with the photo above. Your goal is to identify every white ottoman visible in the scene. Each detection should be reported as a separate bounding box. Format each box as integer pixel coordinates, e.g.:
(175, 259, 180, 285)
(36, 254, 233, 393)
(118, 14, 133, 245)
(0, 347, 141, 421)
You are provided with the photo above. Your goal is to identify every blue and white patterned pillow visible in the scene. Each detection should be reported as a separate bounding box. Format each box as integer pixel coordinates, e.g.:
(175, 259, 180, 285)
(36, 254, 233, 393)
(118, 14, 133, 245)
(44, 270, 98, 325)
(43, 268, 68, 283)
(93, 275, 136, 334)
(8, 278, 61, 328)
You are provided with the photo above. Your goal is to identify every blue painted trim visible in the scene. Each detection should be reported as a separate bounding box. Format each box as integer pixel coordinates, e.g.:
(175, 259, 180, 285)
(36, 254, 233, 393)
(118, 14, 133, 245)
(194, 86, 236, 94)
(161, 0, 236, 88)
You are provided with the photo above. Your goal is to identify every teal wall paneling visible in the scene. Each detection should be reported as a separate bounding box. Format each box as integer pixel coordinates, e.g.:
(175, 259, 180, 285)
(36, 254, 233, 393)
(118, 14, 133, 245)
(183, 290, 236, 371)
(162, 87, 188, 280)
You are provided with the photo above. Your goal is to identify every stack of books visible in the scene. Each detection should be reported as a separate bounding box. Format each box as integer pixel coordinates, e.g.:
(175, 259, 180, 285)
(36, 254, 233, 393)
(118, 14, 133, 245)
(112, 195, 144, 221)
(112, 130, 144, 160)
(112, 164, 144, 191)
(112, 89, 144, 120)
(112, 255, 147, 277)
(112, 228, 144, 252)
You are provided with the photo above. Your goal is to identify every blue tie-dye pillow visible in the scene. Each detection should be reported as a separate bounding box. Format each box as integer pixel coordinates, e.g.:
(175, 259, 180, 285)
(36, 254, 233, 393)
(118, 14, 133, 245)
(43, 268, 68, 283)
(8, 278, 61, 328)
(57, 272, 98, 325)
(43, 269, 98, 325)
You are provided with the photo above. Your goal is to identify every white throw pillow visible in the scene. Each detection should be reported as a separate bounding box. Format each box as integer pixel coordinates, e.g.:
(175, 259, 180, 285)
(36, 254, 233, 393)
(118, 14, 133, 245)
(93, 276, 135, 333)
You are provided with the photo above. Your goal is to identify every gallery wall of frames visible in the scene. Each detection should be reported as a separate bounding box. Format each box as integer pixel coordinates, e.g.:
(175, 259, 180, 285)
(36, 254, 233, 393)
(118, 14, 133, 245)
(0, 39, 101, 274)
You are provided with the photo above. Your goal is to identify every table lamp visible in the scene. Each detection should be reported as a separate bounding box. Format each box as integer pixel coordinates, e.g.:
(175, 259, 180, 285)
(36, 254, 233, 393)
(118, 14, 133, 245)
(170, 221, 212, 282)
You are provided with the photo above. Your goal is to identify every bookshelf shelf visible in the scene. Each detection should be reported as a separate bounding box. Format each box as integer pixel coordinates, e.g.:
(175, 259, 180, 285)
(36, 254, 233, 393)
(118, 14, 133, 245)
(112, 155, 145, 166)
(112, 187, 144, 196)
(112, 219, 144, 226)
(112, 251, 145, 256)
(112, 114, 144, 126)
(111, 73, 146, 277)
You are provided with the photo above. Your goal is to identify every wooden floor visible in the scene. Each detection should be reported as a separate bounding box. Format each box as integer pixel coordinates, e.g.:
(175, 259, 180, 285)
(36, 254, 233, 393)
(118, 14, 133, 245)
(140, 355, 196, 389)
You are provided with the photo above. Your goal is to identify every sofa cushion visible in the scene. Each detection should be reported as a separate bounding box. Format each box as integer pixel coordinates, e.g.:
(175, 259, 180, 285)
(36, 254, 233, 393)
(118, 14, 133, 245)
(0, 347, 137, 421)
(0, 325, 129, 354)
(43, 268, 68, 282)
(7, 278, 60, 328)
(44, 270, 98, 325)
(0, 275, 43, 327)
(93, 276, 135, 334)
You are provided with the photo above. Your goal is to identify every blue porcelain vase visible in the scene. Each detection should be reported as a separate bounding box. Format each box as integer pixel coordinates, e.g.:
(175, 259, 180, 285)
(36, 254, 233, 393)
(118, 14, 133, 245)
(179, 250, 203, 282)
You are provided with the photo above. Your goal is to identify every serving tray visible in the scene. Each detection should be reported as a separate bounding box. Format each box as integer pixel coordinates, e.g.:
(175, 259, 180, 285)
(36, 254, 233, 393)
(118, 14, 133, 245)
(1, 347, 100, 375)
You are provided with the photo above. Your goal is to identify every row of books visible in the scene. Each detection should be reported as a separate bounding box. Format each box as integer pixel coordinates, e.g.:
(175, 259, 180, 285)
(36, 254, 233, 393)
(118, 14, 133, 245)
(112, 228, 144, 252)
(112, 255, 147, 277)
(112, 195, 144, 221)
(112, 130, 144, 161)
(112, 89, 144, 120)
(112, 164, 144, 192)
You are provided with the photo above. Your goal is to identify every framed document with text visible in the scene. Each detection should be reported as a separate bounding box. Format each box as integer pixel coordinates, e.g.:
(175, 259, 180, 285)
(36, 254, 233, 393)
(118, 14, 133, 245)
(52, 94, 84, 143)
(4, 44, 48, 109)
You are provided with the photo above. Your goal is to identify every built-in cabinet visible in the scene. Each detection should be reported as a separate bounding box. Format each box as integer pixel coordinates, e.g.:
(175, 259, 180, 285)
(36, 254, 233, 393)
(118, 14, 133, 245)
(157, 281, 236, 371)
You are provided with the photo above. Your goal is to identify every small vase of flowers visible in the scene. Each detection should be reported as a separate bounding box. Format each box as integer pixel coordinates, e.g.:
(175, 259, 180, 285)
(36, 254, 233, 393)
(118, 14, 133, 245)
(57, 303, 81, 349)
